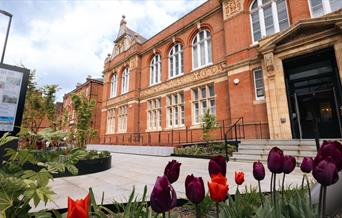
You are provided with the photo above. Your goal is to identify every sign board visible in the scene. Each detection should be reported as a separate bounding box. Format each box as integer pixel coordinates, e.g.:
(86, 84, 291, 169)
(0, 63, 29, 137)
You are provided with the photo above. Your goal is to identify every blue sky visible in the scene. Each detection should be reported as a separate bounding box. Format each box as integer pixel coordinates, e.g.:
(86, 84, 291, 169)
(0, 0, 206, 101)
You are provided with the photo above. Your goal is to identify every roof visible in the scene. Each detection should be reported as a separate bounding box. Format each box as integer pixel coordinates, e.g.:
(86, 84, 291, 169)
(114, 15, 147, 44)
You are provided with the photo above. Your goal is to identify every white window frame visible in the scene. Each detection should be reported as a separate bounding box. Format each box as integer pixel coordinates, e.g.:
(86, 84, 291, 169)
(192, 84, 216, 125)
(150, 54, 161, 85)
(110, 74, 117, 98)
(192, 30, 212, 70)
(250, 0, 290, 43)
(121, 68, 129, 94)
(118, 105, 128, 133)
(308, 0, 342, 18)
(166, 92, 185, 128)
(169, 43, 184, 79)
(147, 98, 162, 130)
(106, 108, 116, 134)
(253, 69, 265, 100)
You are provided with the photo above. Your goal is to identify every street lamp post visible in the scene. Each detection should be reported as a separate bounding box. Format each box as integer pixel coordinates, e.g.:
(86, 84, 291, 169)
(0, 10, 12, 64)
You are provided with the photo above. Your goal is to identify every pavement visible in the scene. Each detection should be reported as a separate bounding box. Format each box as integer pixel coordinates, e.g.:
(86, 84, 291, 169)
(32, 153, 310, 212)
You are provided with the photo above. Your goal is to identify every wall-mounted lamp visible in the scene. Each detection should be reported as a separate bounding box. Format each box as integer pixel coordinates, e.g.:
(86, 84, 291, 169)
(233, 78, 240, 85)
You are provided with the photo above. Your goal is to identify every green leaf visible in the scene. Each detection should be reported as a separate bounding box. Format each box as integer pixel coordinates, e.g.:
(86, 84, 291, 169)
(0, 191, 13, 213)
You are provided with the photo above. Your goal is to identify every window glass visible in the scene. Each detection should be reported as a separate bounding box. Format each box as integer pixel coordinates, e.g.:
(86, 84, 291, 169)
(192, 30, 212, 69)
(310, 0, 324, 17)
(330, 0, 342, 11)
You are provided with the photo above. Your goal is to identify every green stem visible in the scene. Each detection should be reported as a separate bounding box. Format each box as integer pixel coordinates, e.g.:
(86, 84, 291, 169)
(319, 185, 324, 218)
(195, 204, 201, 218)
(301, 174, 305, 190)
(163, 212, 165, 218)
(322, 186, 327, 218)
(258, 180, 264, 207)
(273, 173, 277, 215)
(305, 175, 312, 206)
(216, 202, 219, 218)
(282, 173, 285, 200)
(270, 173, 274, 193)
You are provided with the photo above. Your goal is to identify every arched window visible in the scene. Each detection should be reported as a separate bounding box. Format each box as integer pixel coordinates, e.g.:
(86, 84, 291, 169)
(121, 68, 129, 94)
(169, 43, 183, 79)
(308, 0, 342, 18)
(150, 54, 161, 85)
(110, 73, 117, 98)
(192, 30, 212, 70)
(250, 0, 290, 42)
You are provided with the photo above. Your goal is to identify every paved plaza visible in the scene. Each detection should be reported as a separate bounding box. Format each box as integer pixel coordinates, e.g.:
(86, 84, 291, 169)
(33, 153, 310, 211)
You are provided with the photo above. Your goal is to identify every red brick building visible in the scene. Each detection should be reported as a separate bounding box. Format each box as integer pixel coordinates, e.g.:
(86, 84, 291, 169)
(100, 0, 342, 146)
(63, 77, 103, 143)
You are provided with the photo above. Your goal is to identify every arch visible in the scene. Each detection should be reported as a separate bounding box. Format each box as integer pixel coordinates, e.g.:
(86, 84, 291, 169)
(187, 23, 213, 45)
(165, 38, 185, 55)
(168, 43, 184, 79)
(191, 29, 213, 70)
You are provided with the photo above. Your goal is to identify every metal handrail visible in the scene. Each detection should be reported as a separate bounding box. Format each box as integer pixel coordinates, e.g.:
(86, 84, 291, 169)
(223, 117, 244, 160)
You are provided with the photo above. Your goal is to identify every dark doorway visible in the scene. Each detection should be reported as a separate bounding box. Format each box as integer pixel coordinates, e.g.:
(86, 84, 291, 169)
(284, 48, 342, 139)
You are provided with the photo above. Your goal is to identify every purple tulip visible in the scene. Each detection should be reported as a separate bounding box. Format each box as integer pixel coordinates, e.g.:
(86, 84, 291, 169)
(164, 160, 181, 184)
(267, 147, 284, 174)
(283, 155, 296, 174)
(314, 141, 342, 171)
(300, 157, 313, 173)
(185, 174, 205, 204)
(313, 157, 339, 186)
(253, 161, 265, 181)
(208, 155, 226, 178)
(150, 176, 177, 213)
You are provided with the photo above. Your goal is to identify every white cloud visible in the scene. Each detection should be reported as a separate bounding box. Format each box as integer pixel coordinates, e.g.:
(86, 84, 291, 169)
(1, 0, 206, 101)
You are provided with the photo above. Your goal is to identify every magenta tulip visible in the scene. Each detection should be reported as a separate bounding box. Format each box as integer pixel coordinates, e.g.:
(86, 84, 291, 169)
(267, 147, 284, 174)
(185, 174, 205, 204)
(313, 157, 339, 186)
(253, 161, 265, 181)
(150, 176, 177, 213)
(283, 155, 296, 174)
(164, 160, 181, 184)
(314, 140, 342, 171)
(208, 155, 226, 178)
(300, 157, 313, 173)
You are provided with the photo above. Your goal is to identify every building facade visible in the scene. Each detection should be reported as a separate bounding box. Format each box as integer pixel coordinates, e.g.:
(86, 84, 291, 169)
(100, 0, 342, 146)
(63, 77, 103, 143)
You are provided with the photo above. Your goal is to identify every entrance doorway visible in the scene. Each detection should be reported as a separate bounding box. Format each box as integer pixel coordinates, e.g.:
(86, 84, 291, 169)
(284, 48, 342, 139)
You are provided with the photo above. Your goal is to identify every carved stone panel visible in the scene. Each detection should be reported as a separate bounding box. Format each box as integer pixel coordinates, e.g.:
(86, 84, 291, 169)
(222, 0, 243, 20)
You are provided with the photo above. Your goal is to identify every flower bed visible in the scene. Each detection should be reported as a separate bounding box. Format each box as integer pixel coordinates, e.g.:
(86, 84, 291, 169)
(173, 142, 236, 159)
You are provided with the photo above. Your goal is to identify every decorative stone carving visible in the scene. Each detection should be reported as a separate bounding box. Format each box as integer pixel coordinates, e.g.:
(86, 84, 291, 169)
(141, 63, 226, 98)
(129, 56, 138, 69)
(263, 52, 275, 77)
(222, 0, 243, 20)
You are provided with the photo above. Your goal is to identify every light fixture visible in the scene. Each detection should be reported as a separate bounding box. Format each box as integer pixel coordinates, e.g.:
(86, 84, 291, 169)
(233, 78, 240, 85)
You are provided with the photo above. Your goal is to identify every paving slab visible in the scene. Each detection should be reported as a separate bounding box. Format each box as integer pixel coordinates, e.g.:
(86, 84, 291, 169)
(31, 153, 311, 212)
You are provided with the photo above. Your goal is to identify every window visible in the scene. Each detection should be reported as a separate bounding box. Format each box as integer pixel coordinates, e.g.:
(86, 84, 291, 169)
(169, 44, 184, 78)
(150, 54, 161, 85)
(250, 0, 290, 42)
(166, 92, 185, 128)
(308, 0, 342, 17)
(192, 30, 212, 70)
(106, 108, 115, 134)
(192, 84, 215, 125)
(253, 69, 265, 100)
(121, 68, 129, 94)
(110, 74, 117, 98)
(147, 98, 161, 130)
(118, 105, 128, 133)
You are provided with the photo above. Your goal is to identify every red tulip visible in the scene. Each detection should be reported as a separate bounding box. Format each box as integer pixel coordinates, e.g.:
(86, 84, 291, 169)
(208, 155, 226, 178)
(185, 174, 205, 204)
(283, 155, 296, 174)
(150, 176, 177, 213)
(208, 173, 228, 202)
(235, 171, 245, 185)
(267, 147, 284, 174)
(164, 160, 181, 184)
(253, 161, 265, 181)
(313, 157, 339, 186)
(67, 193, 90, 218)
(300, 157, 313, 173)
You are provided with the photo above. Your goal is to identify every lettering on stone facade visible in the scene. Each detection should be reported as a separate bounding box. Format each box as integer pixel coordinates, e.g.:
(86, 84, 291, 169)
(222, 0, 243, 20)
(107, 94, 128, 106)
(141, 63, 226, 98)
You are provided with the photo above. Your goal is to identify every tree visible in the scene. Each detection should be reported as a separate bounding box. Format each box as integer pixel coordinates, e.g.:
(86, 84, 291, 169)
(70, 94, 96, 148)
(201, 109, 218, 143)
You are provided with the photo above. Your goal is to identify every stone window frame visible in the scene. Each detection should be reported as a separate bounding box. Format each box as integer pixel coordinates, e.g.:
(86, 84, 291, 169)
(166, 92, 185, 128)
(110, 73, 117, 98)
(192, 83, 216, 125)
(118, 105, 128, 133)
(147, 98, 162, 130)
(168, 43, 184, 79)
(150, 54, 161, 86)
(253, 68, 265, 101)
(250, 0, 290, 43)
(121, 68, 129, 94)
(308, 0, 342, 18)
(106, 108, 116, 134)
(192, 29, 212, 70)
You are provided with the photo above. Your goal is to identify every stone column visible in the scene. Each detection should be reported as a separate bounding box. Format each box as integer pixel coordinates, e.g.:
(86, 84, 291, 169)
(334, 37, 342, 82)
(262, 51, 292, 139)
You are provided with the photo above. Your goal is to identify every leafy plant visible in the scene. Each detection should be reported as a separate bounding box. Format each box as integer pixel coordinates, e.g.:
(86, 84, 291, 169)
(201, 109, 218, 143)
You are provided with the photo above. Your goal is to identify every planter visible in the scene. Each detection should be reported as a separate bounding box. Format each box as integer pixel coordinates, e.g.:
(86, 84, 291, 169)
(171, 153, 229, 161)
(24, 155, 112, 178)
